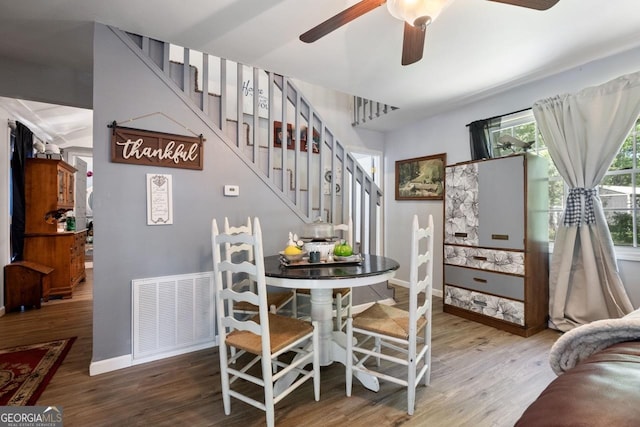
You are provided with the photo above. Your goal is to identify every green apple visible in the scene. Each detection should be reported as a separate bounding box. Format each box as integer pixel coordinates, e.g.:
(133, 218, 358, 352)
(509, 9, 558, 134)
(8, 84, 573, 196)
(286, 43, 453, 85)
(334, 240, 353, 257)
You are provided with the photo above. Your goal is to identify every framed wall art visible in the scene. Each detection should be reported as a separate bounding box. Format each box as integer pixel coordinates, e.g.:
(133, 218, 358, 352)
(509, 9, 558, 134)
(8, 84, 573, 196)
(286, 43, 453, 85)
(299, 126, 320, 153)
(395, 153, 446, 200)
(273, 121, 294, 150)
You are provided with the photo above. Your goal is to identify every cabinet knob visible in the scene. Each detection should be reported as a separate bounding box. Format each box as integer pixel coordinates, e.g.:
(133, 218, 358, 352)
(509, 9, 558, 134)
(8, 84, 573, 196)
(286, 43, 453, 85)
(454, 232, 468, 238)
(492, 234, 509, 240)
(472, 256, 488, 261)
(473, 277, 488, 283)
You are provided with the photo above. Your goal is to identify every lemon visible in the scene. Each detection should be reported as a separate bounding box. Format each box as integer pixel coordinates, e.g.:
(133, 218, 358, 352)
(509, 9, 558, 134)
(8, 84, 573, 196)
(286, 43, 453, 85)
(284, 245, 302, 255)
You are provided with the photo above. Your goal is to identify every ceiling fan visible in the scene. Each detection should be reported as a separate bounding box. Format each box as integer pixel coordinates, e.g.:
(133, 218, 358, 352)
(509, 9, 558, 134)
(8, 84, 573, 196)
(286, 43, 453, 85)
(299, 0, 560, 66)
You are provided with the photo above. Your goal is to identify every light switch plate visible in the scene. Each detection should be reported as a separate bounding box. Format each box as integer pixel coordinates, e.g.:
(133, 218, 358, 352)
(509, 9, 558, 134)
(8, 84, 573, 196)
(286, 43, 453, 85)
(224, 185, 239, 197)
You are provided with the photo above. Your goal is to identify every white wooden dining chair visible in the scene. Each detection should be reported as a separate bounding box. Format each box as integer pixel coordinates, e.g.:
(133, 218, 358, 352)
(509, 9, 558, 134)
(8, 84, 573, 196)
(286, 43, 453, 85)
(224, 217, 296, 318)
(345, 214, 434, 415)
(297, 216, 353, 331)
(213, 217, 320, 427)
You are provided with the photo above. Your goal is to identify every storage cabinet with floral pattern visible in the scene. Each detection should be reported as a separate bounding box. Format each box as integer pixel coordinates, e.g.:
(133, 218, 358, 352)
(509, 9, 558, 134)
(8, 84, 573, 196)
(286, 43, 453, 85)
(443, 154, 549, 337)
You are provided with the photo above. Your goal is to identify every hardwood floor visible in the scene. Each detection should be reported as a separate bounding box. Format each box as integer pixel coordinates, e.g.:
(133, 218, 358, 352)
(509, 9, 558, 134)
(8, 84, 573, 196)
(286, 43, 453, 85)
(0, 271, 561, 426)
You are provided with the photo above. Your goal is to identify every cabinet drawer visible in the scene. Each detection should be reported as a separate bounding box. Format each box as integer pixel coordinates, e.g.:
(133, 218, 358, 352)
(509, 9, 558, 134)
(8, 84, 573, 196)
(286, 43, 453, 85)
(444, 285, 525, 326)
(444, 264, 524, 300)
(444, 245, 524, 275)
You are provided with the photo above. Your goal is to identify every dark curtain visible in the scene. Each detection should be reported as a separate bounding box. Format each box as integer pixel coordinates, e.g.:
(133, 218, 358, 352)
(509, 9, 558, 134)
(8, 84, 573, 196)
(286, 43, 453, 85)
(10, 121, 33, 261)
(468, 118, 499, 160)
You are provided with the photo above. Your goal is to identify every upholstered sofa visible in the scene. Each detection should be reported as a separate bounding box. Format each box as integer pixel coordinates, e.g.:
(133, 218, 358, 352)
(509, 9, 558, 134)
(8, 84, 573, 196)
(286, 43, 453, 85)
(515, 341, 640, 426)
(516, 309, 640, 426)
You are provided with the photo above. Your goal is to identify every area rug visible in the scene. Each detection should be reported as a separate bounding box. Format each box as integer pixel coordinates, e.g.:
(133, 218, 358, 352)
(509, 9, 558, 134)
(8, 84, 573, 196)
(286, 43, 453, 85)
(0, 337, 76, 405)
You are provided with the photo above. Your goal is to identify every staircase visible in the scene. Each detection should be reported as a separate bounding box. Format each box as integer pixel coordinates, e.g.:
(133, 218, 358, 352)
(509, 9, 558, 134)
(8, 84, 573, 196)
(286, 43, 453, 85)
(352, 96, 398, 127)
(112, 28, 383, 254)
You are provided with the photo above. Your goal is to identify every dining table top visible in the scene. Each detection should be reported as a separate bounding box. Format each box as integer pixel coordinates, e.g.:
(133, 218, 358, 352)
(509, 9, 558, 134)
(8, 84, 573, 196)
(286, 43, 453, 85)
(263, 253, 400, 289)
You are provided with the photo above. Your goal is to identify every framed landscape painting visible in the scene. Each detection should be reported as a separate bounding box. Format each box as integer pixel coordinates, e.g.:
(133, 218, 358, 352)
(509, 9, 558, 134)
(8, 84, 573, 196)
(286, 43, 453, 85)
(395, 153, 446, 200)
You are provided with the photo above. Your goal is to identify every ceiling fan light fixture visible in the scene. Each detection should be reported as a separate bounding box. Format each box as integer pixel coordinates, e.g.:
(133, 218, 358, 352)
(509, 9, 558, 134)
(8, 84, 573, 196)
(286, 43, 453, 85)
(386, 0, 451, 27)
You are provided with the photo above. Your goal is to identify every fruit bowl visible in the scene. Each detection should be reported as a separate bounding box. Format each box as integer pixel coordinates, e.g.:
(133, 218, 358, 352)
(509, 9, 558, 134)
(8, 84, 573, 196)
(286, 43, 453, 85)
(279, 250, 305, 262)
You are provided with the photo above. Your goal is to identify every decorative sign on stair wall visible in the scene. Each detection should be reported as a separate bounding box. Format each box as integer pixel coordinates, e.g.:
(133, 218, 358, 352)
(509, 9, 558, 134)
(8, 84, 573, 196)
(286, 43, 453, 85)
(146, 173, 173, 225)
(109, 123, 204, 170)
(242, 75, 269, 119)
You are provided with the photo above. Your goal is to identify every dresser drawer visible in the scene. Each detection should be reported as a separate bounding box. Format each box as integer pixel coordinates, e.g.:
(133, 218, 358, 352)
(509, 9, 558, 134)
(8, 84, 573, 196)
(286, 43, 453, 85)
(444, 264, 524, 300)
(445, 284, 525, 326)
(444, 245, 524, 275)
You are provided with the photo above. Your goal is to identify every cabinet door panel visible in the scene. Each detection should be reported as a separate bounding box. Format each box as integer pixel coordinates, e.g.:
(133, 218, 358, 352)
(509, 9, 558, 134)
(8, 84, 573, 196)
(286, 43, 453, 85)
(444, 163, 479, 245)
(477, 156, 524, 249)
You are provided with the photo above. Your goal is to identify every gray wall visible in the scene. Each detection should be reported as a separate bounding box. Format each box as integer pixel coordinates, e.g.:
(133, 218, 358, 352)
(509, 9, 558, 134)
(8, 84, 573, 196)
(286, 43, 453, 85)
(92, 24, 316, 361)
(0, 56, 92, 110)
(383, 43, 640, 307)
(0, 22, 388, 364)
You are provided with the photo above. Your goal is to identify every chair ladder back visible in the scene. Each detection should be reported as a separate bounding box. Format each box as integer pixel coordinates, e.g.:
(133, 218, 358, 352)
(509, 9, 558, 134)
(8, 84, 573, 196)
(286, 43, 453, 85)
(408, 214, 434, 343)
(212, 218, 271, 349)
(346, 213, 433, 416)
(250, 218, 274, 360)
(224, 217, 256, 294)
(213, 217, 319, 427)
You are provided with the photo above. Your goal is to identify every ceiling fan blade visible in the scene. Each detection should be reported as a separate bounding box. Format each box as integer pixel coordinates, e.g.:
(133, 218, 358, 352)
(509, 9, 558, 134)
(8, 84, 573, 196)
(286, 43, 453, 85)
(300, 0, 387, 43)
(487, 0, 559, 10)
(401, 22, 426, 66)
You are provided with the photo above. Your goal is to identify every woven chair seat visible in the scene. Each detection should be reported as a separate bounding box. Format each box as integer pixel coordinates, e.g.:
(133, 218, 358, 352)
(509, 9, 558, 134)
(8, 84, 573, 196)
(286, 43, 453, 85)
(353, 303, 427, 340)
(346, 214, 433, 417)
(296, 288, 350, 298)
(234, 290, 295, 312)
(213, 217, 318, 426)
(226, 312, 313, 355)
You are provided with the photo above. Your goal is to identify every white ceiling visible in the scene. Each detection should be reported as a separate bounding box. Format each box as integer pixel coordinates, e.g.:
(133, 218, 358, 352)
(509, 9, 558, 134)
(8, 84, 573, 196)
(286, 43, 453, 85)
(1, 0, 640, 147)
(1, 97, 92, 148)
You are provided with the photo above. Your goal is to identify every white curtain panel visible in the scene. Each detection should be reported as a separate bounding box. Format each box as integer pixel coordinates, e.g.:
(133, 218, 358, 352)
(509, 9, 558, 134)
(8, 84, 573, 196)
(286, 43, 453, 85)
(533, 71, 640, 332)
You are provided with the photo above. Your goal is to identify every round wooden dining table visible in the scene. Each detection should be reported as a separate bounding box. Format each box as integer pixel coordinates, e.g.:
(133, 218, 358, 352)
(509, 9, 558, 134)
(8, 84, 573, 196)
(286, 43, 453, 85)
(263, 253, 400, 393)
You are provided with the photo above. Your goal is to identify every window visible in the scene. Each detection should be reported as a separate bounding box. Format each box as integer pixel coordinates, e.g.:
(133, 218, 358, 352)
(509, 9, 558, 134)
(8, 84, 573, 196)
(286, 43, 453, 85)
(600, 122, 640, 247)
(490, 111, 640, 247)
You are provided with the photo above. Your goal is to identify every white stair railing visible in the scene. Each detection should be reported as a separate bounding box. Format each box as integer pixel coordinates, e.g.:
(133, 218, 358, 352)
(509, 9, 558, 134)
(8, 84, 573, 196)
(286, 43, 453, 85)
(352, 96, 398, 127)
(114, 28, 383, 254)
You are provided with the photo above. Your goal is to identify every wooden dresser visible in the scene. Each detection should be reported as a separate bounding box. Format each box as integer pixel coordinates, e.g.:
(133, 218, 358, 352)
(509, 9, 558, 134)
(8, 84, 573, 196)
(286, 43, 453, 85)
(23, 158, 86, 299)
(443, 154, 549, 337)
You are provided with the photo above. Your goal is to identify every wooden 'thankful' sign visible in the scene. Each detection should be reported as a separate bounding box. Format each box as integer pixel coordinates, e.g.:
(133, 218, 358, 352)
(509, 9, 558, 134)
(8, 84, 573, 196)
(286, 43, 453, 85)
(110, 124, 203, 170)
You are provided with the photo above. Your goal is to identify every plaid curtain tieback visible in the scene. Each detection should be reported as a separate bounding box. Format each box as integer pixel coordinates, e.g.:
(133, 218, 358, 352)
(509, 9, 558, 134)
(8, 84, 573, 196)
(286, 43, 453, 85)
(564, 187, 598, 226)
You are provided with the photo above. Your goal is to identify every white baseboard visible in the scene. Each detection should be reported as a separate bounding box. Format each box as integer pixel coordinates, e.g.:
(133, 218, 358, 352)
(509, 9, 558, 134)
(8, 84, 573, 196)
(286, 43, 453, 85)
(388, 278, 443, 298)
(131, 341, 216, 366)
(88, 285, 430, 377)
(89, 341, 218, 376)
(89, 354, 132, 376)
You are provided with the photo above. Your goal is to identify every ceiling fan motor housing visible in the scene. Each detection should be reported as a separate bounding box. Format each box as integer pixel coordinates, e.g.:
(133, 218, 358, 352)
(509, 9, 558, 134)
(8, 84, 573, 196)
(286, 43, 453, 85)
(386, 0, 452, 26)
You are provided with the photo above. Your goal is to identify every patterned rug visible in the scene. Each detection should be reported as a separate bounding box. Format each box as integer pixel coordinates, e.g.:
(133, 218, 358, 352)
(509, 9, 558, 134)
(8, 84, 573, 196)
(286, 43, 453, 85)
(0, 337, 76, 405)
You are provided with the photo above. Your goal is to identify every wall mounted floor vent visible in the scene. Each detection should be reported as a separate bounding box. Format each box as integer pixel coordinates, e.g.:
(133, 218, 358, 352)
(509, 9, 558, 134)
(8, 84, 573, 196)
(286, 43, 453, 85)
(132, 271, 215, 365)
